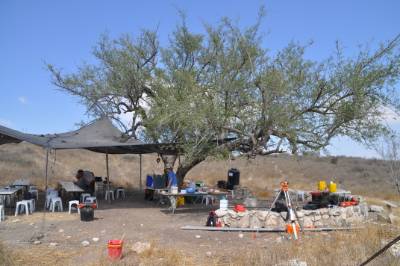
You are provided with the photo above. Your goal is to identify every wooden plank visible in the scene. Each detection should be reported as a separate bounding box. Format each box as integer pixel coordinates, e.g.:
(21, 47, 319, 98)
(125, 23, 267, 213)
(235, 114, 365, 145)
(181, 225, 285, 232)
(181, 225, 363, 232)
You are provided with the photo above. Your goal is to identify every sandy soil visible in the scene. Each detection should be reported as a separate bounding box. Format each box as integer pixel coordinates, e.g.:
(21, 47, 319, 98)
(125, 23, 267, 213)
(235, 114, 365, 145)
(0, 192, 279, 265)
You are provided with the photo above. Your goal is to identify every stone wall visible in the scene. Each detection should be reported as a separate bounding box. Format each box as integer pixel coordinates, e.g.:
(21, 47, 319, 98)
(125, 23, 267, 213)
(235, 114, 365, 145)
(215, 204, 369, 229)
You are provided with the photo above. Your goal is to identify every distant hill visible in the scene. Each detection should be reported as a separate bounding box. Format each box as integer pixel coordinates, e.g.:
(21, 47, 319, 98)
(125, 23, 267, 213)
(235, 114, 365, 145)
(0, 142, 397, 199)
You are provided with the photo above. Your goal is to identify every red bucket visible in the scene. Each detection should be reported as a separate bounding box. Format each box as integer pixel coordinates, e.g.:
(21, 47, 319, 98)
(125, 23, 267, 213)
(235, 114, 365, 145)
(108, 240, 123, 260)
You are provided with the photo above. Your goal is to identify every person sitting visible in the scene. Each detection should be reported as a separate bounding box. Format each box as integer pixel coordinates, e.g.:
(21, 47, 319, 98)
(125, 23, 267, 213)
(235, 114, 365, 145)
(82, 171, 95, 194)
(166, 167, 178, 188)
(75, 169, 87, 190)
(74, 169, 95, 193)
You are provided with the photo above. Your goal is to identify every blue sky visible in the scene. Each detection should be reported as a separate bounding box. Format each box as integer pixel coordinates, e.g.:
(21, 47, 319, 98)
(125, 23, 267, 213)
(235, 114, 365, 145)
(0, 0, 399, 158)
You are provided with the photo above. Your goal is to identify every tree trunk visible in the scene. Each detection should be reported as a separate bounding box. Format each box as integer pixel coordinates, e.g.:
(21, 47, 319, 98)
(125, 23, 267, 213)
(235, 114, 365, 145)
(176, 156, 206, 188)
(161, 154, 177, 170)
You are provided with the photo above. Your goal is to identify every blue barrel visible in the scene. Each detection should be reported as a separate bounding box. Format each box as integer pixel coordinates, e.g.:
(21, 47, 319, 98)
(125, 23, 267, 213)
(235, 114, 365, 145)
(146, 175, 154, 188)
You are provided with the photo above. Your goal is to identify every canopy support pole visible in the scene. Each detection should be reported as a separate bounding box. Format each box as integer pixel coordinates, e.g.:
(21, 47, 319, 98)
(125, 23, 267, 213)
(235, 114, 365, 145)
(106, 153, 110, 204)
(139, 154, 142, 191)
(44, 148, 49, 209)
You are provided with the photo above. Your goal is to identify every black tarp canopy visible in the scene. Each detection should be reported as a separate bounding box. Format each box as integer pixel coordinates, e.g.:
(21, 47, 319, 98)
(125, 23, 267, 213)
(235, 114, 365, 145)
(0, 117, 178, 154)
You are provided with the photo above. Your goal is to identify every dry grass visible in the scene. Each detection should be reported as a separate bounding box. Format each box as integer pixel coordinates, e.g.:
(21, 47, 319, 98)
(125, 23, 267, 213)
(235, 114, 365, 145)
(87, 225, 400, 266)
(0, 243, 78, 266)
(0, 242, 14, 266)
(1, 142, 400, 201)
(93, 240, 195, 266)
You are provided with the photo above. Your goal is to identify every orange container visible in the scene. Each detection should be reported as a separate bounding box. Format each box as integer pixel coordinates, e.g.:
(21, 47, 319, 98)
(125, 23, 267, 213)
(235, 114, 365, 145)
(108, 240, 123, 260)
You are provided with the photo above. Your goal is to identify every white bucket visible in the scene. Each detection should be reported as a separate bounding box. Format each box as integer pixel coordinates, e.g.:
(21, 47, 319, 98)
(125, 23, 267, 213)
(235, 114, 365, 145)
(171, 186, 178, 194)
(220, 199, 228, 210)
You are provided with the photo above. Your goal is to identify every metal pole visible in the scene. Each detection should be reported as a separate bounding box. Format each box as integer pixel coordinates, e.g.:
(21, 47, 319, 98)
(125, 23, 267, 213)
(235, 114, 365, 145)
(139, 154, 142, 191)
(44, 148, 49, 209)
(106, 153, 110, 203)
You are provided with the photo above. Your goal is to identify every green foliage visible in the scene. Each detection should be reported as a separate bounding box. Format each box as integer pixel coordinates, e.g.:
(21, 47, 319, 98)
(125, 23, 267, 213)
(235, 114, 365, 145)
(47, 30, 158, 137)
(48, 10, 400, 179)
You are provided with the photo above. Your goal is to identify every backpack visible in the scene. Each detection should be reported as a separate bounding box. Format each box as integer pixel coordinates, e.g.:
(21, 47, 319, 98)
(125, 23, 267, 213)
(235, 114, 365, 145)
(206, 211, 217, 227)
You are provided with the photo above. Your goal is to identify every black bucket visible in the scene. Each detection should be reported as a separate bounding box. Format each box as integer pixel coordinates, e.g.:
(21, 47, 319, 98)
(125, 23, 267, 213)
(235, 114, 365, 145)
(80, 205, 94, 222)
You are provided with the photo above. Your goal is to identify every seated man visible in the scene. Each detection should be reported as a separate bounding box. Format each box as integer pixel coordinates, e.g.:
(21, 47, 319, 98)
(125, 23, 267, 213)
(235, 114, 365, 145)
(75, 169, 87, 190)
(166, 167, 178, 188)
(82, 170, 95, 194)
(74, 169, 95, 193)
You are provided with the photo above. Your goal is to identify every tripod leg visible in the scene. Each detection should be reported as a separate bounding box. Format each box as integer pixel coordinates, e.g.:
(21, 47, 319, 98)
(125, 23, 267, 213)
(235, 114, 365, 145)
(264, 191, 282, 224)
(268, 191, 282, 211)
(292, 222, 298, 240)
(286, 191, 304, 232)
(292, 207, 304, 231)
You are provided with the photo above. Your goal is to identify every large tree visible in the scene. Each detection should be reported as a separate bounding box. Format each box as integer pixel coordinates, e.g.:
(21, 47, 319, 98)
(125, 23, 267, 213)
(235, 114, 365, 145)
(48, 13, 400, 185)
(48, 30, 158, 138)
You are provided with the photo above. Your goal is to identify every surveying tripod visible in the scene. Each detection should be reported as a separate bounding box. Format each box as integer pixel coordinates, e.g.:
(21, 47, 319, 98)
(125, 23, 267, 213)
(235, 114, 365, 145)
(268, 181, 303, 240)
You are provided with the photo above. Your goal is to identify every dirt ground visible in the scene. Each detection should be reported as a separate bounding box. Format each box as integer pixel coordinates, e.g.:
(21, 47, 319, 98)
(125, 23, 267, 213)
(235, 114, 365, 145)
(1, 191, 400, 266)
(0, 192, 283, 265)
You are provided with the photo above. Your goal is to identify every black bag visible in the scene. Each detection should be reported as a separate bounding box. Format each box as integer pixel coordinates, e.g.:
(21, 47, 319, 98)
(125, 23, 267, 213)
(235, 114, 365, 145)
(206, 211, 217, 227)
(144, 189, 154, 201)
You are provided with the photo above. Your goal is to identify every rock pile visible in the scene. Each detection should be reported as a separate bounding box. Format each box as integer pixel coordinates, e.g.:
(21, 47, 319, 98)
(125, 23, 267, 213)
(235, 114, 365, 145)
(215, 204, 368, 228)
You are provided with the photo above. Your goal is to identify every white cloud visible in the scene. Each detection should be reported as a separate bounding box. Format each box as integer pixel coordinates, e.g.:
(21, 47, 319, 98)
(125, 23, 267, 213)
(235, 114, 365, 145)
(18, 96, 28, 104)
(0, 118, 12, 127)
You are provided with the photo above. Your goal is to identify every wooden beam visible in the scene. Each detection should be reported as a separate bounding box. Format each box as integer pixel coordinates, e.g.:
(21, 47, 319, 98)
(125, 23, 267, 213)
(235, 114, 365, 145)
(181, 225, 363, 232)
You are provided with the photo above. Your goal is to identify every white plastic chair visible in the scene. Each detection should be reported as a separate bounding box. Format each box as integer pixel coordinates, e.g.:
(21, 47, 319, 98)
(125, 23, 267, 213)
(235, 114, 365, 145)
(115, 188, 125, 199)
(46, 190, 58, 209)
(80, 193, 91, 203)
(15, 201, 30, 216)
(105, 190, 115, 201)
(68, 200, 80, 214)
(84, 196, 98, 208)
(50, 197, 63, 212)
(26, 199, 35, 213)
(29, 186, 39, 200)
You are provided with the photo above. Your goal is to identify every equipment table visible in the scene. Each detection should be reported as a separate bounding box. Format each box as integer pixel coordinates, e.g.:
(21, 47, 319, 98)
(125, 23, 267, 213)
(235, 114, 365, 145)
(0, 187, 23, 207)
(58, 181, 85, 205)
(59, 181, 84, 193)
(160, 191, 228, 214)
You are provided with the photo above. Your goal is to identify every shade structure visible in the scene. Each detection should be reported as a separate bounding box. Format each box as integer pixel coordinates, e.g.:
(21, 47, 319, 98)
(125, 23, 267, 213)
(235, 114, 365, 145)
(0, 117, 178, 201)
(0, 117, 179, 155)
